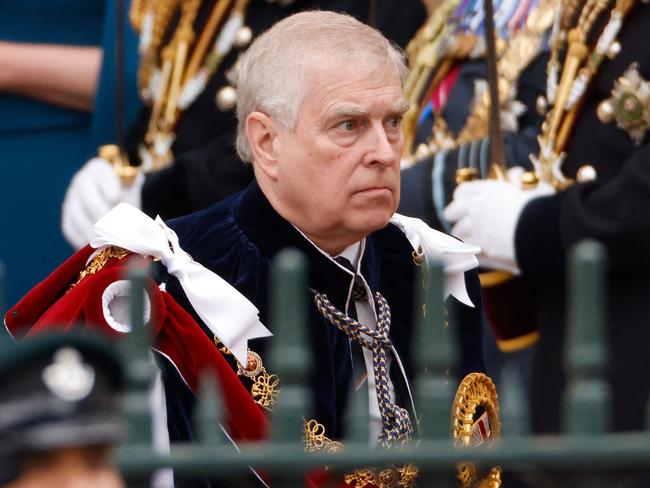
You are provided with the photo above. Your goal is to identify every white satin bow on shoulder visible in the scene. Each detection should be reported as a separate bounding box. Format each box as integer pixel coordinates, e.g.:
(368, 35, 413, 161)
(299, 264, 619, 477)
(389, 213, 481, 308)
(90, 203, 272, 365)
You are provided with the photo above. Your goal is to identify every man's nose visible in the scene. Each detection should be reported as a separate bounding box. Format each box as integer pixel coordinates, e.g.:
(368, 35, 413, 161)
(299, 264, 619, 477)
(365, 124, 399, 167)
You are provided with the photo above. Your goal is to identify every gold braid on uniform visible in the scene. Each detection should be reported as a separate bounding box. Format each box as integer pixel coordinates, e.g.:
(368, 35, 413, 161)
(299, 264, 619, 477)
(531, 0, 638, 187)
(130, 0, 180, 100)
(402, 0, 464, 158)
(404, 0, 556, 163)
(107, 0, 258, 180)
(456, 0, 556, 145)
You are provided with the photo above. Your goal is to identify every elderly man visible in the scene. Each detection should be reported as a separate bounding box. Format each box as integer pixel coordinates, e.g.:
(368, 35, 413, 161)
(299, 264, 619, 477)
(7, 12, 485, 465)
(163, 9, 485, 445)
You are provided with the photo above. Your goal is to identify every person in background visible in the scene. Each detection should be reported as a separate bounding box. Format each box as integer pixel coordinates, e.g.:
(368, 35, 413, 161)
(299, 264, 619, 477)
(0, 332, 125, 488)
(445, 1, 650, 435)
(396, 0, 556, 436)
(0, 0, 140, 307)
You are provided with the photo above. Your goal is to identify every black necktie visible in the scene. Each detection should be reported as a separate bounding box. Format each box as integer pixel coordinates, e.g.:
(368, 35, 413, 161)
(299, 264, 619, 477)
(333, 257, 368, 390)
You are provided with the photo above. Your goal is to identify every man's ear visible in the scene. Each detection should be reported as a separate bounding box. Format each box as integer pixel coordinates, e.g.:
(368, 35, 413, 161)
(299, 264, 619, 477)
(246, 111, 280, 180)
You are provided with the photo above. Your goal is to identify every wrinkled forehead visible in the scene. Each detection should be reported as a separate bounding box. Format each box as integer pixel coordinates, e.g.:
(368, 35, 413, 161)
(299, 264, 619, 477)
(300, 46, 401, 83)
(298, 53, 403, 111)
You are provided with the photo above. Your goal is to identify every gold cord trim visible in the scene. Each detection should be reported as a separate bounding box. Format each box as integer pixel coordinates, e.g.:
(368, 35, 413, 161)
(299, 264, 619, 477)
(69, 246, 129, 290)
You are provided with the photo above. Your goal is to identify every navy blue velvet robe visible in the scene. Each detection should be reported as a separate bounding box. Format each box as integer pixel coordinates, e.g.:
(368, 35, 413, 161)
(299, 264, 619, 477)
(160, 181, 486, 445)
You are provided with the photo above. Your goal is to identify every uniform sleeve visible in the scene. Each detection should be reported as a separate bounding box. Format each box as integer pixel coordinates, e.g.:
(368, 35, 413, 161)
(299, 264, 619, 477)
(561, 143, 650, 271)
(515, 142, 650, 284)
(399, 52, 547, 232)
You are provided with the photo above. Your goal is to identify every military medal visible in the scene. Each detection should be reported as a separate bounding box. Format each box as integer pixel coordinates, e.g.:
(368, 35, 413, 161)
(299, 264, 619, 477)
(531, 0, 638, 187)
(598, 63, 650, 145)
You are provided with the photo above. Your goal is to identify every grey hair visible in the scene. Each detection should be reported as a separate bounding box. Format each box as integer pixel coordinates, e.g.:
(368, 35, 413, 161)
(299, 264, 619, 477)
(235, 10, 408, 163)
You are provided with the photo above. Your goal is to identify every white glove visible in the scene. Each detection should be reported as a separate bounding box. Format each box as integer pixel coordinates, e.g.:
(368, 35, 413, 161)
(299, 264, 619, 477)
(62, 157, 144, 249)
(443, 177, 555, 274)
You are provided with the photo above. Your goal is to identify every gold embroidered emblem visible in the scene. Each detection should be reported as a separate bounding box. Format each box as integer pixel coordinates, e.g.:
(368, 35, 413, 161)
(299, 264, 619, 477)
(343, 464, 419, 487)
(452, 372, 502, 488)
(214, 337, 279, 411)
(302, 419, 417, 487)
(70, 246, 129, 289)
(597, 63, 650, 145)
(345, 469, 375, 487)
(303, 419, 344, 453)
(251, 372, 280, 410)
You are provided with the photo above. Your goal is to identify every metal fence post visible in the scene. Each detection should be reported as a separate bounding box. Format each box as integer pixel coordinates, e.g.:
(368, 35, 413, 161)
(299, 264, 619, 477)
(196, 371, 226, 447)
(415, 259, 456, 439)
(121, 264, 156, 487)
(415, 260, 456, 487)
(268, 248, 310, 486)
(564, 240, 609, 435)
(564, 240, 610, 486)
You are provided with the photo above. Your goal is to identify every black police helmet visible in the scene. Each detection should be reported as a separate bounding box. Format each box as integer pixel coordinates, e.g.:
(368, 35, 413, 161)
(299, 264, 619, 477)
(0, 332, 126, 482)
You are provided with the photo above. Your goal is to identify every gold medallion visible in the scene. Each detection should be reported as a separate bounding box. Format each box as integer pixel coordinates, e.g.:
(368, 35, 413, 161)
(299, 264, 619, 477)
(214, 337, 279, 410)
(452, 372, 502, 488)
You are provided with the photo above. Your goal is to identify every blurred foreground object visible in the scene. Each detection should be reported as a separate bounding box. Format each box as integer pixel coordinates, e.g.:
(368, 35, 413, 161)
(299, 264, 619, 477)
(0, 332, 125, 487)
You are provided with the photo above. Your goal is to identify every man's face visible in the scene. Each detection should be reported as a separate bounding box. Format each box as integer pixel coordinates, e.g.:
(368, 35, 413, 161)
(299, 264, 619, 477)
(273, 59, 406, 253)
(7, 446, 124, 488)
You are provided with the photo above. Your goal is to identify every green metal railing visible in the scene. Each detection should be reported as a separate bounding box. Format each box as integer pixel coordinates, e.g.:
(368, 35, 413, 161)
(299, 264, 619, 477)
(104, 240, 650, 486)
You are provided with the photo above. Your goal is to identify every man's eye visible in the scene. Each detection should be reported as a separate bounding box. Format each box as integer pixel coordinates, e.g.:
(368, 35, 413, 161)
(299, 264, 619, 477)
(338, 120, 357, 131)
(387, 116, 402, 129)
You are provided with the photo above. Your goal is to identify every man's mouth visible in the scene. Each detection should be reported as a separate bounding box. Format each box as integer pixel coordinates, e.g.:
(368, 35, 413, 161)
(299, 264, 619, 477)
(356, 186, 392, 195)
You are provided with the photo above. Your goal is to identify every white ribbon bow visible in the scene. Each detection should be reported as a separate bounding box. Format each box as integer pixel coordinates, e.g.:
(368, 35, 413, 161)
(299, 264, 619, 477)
(90, 203, 272, 364)
(389, 213, 481, 307)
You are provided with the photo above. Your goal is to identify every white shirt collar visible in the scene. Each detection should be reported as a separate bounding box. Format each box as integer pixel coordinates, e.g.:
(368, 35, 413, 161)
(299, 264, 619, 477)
(335, 241, 364, 273)
(290, 224, 365, 275)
